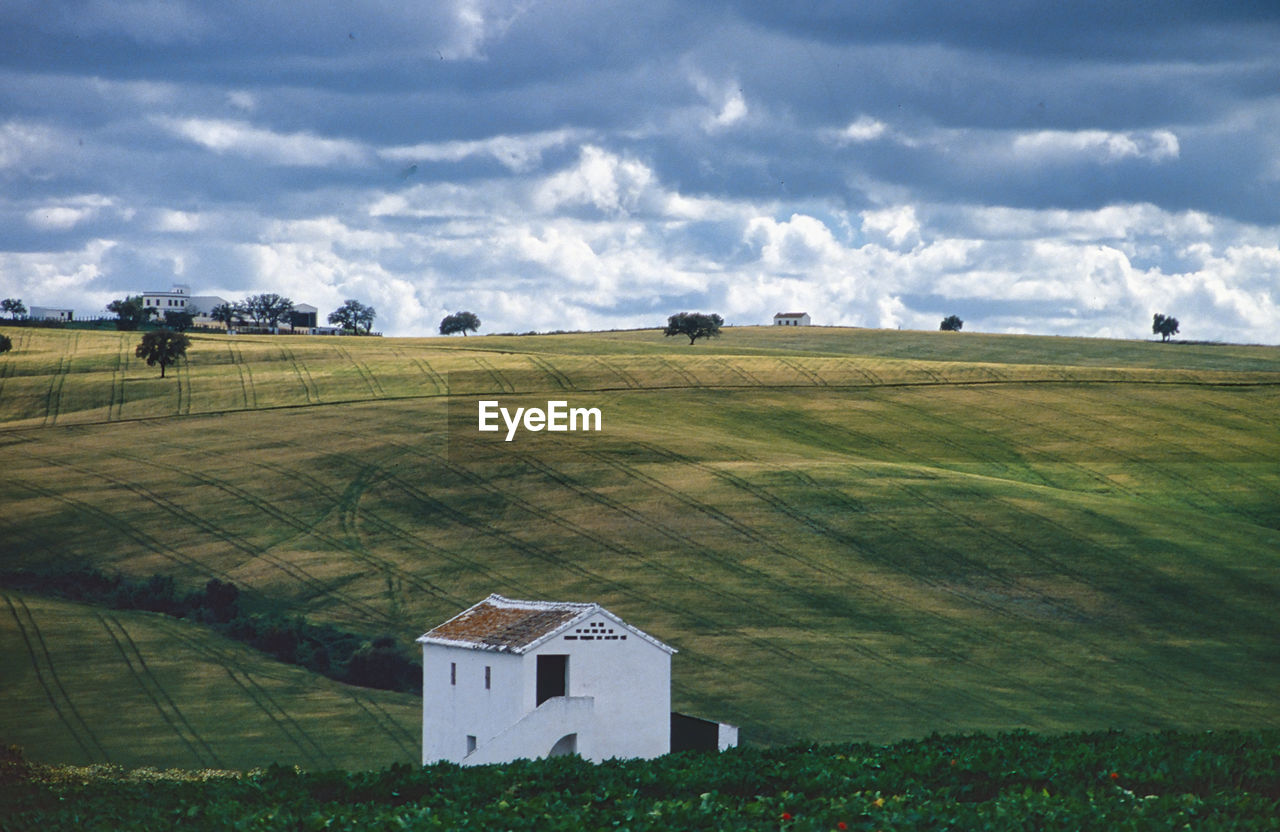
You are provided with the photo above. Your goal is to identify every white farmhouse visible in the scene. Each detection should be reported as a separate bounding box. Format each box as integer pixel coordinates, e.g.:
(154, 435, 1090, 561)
(418, 594, 736, 766)
(141, 284, 191, 319)
(773, 312, 811, 326)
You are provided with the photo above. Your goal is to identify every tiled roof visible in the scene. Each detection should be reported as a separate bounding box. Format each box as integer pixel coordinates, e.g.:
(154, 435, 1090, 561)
(418, 594, 676, 655)
(419, 595, 594, 653)
(773, 312, 808, 317)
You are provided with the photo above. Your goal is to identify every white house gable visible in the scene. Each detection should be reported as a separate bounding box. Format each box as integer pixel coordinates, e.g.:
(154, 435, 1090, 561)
(418, 594, 679, 766)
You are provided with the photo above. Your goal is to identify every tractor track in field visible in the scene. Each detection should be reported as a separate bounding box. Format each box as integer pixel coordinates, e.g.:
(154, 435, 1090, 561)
(97, 612, 224, 769)
(653, 356, 701, 387)
(108, 424, 479, 618)
(42, 347, 72, 427)
(350, 694, 418, 756)
(239, 454, 470, 610)
(334, 344, 384, 398)
(775, 356, 826, 386)
(471, 355, 517, 394)
(525, 355, 574, 390)
(1031, 385, 1280, 507)
(710, 390, 1253, 705)
(502, 448, 1060, 721)
(718, 359, 768, 387)
(366, 437, 974, 726)
(795, 387, 1280, 643)
(174, 354, 191, 415)
(227, 341, 258, 409)
(392, 348, 449, 394)
(4, 593, 111, 763)
(280, 344, 319, 404)
(773, 447, 1278, 715)
(623, 437, 1218, 719)
(597, 441, 1175, 721)
(153, 618, 344, 769)
(5, 475, 243, 583)
(852, 385, 1151, 501)
(978, 386, 1278, 527)
(107, 336, 128, 420)
(15, 450, 389, 629)
(591, 357, 642, 389)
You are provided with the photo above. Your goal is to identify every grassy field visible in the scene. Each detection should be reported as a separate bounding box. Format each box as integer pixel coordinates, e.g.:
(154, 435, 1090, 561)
(1, 324, 1277, 768)
(0, 592, 419, 770)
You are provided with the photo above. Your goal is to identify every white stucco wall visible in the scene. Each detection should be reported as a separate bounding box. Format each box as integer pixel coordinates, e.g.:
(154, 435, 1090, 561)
(422, 645, 523, 764)
(526, 614, 671, 762)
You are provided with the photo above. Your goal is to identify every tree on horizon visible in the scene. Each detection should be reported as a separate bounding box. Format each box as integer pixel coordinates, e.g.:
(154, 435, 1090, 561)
(940, 315, 964, 331)
(107, 296, 155, 331)
(664, 312, 723, 345)
(329, 299, 377, 334)
(1152, 313, 1180, 342)
(439, 311, 480, 336)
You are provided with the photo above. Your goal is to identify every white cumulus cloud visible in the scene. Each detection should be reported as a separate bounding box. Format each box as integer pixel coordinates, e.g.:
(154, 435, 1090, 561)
(159, 118, 370, 167)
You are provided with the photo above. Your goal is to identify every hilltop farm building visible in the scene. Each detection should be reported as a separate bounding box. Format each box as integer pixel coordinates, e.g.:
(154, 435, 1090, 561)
(773, 312, 811, 326)
(419, 594, 737, 766)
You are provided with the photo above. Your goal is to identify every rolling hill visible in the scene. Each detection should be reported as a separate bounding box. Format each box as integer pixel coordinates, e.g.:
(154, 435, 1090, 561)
(2, 324, 1278, 767)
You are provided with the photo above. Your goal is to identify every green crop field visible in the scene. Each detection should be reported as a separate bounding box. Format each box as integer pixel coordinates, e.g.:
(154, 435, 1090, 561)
(5, 730, 1278, 830)
(0, 592, 418, 771)
(1, 324, 1278, 770)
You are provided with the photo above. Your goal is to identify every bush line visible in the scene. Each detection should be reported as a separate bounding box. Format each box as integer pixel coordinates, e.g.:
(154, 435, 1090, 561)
(0, 568, 421, 696)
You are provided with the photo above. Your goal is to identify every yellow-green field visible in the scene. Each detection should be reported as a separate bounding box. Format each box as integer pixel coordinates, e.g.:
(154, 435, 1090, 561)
(2, 325, 1278, 768)
(1, 592, 419, 771)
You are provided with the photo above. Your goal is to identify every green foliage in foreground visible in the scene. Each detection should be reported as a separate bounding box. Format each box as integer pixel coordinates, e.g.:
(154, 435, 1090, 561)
(4, 731, 1278, 831)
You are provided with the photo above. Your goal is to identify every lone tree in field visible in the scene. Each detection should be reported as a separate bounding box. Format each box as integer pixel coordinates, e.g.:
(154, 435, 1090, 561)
(439, 311, 480, 336)
(209, 302, 243, 330)
(329, 299, 377, 334)
(243, 293, 295, 332)
(1152, 313, 1180, 342)
(107, 296, 155, 331)
(0, 333, 12, 354)
(940, 314, 963, 331)
(135, 329, 191, 378)
(1, 298, 26, 319)
(664, 311, 723, 345)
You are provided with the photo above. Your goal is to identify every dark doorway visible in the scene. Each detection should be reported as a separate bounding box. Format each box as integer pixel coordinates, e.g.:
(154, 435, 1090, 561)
(536, 654, 568, 705)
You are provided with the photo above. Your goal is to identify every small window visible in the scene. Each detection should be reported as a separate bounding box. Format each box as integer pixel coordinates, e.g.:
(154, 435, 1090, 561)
(466, 735, 477, 754)
(485, 666, 491, 689)
(450, 662, 457, 685)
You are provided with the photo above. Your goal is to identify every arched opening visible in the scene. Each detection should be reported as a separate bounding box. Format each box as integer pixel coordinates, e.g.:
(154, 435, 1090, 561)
(548, 733, 577, 758)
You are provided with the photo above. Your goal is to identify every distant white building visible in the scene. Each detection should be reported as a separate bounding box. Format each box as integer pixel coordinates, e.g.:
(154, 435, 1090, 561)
(419, 594, 736, 766)
(187, 294, 230, 318)
(29, 306, 73, 322)
(141, 284, 191, 320)
(773, 312, 811, 326)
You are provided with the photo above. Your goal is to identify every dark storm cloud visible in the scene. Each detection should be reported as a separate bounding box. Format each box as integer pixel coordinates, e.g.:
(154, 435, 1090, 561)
(1, 0, 1277, 340)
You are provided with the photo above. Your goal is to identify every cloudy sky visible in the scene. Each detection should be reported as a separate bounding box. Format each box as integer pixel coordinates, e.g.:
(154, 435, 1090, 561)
(2, 1, 1278, 341)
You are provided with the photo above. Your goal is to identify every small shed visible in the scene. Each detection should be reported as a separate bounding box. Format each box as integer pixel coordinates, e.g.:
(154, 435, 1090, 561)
(418, 594, 736, 765)
(773, 312, 811, 326)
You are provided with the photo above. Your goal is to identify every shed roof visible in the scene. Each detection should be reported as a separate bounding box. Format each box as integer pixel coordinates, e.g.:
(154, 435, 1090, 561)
(773, 312, 809, 317)
(417, 594, 675, 655)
